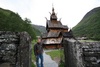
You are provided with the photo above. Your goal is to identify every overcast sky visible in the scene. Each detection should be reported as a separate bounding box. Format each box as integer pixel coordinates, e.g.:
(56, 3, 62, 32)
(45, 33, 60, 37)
(0, 0, 100, 28)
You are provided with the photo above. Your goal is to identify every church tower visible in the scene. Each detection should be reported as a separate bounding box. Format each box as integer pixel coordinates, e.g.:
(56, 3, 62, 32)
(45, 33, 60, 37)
(42, 7, 68, 49)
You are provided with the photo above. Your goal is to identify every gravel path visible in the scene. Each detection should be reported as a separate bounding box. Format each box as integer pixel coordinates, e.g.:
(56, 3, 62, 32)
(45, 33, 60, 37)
(43, 51, 58, 67)
(32, 50, 59, 67)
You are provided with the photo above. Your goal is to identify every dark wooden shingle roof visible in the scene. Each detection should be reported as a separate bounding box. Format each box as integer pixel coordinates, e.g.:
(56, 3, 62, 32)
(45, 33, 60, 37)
(47, 20, 62, 28)
(62, 30, 73, 38)
(47, 31, 61, 38)
(47, 20, 68, 29)
(62, 25, 68, 29)
(42, 33, 47, 38)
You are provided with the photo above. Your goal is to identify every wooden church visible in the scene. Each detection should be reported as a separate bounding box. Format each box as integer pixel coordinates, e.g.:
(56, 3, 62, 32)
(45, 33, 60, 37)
(42, 7, 68, 49)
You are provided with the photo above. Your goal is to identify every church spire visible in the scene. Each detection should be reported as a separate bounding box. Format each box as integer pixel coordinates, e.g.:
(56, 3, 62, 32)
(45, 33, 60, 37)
(50, 6, 57, 20)
(52, 7, 55, 14)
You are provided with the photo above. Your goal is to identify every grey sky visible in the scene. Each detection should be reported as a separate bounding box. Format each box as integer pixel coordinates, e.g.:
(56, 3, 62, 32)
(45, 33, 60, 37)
(0, 0, 100, 28)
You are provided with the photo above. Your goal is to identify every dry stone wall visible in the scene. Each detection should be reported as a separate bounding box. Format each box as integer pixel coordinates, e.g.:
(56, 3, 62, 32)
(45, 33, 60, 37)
(0, 31, 32, 67)
(63, 38, 100, 67)
(82, 42, 100, 67)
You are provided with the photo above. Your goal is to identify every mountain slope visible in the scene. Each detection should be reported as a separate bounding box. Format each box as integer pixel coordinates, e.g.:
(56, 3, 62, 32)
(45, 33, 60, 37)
(32, 25, 41, 36)
(72, 7, 100, 40)
(0, 8, 40, 39)
(32, 24, 46, 34)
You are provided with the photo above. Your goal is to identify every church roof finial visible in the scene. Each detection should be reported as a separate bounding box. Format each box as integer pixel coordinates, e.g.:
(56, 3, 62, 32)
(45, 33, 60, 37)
(50, 4, 57, 20)
(52, 3, 55, 14)
(52, 7, 54, 12)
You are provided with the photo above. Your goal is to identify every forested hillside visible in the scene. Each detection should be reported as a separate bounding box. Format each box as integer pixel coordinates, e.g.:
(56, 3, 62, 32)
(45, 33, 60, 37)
(0, 8, 40, 39)
(32, 24, 46, 34)
(72, 7, 100, 40)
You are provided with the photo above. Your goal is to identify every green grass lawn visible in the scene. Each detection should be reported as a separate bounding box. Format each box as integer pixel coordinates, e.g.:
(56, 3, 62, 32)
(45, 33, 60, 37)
(46, 50, 62, 59)
(79, 39, 100, 42)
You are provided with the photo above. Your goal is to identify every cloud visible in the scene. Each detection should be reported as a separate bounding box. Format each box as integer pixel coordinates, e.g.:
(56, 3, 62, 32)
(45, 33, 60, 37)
(0, 0, 100, 27)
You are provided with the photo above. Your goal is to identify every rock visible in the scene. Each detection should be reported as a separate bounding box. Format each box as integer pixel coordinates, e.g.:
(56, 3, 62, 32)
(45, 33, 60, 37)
(0, 31, 32, 67)
(63, 38, 100, 67)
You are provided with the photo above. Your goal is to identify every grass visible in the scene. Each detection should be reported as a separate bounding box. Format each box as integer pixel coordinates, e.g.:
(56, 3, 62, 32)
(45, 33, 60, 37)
(32, 62, 35, 67)
(46, 50, 62, 60)
(32, 40, 37, 60)
(32, 40, 37, 67)
(59, 61, 65, 67)
(79, 39, 100, 42)
(31, 40, 65, 67)
(46, 49, 65, 67)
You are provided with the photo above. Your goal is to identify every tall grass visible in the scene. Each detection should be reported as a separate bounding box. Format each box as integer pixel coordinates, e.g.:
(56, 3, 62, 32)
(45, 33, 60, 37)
(32, 40, 37, 67)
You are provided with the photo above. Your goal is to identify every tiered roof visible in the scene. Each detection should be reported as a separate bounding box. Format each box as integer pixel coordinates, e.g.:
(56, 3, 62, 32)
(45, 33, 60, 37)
(42, 7, 68, 43)
(46, 7, 68, 30)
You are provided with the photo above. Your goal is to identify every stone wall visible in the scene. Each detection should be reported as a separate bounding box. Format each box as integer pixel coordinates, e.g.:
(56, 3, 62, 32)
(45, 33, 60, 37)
(63, 38, 100, 67)
(0, 31, 32, 67)
(82, 42, 100, 67)
(63, 39, 83, 67)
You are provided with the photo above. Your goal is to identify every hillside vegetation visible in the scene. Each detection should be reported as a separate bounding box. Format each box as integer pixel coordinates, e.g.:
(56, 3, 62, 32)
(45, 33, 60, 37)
(72, 7, 100, 40)
(32, 24, 46, 34)
(0, 8, 40, 39)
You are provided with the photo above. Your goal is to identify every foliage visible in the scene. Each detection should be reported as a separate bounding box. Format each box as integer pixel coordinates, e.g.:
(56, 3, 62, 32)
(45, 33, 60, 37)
(32, 40, 37, 60)
(0, 8, 41, 39)
(32, 24, 46, 34)
(32, 26, 41, 36)
(31, 40, 37, 67)
(59, 61, 64, 67)
(32, 62, 35, 67)
(72, 7, 100, 40)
